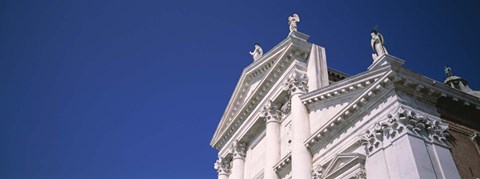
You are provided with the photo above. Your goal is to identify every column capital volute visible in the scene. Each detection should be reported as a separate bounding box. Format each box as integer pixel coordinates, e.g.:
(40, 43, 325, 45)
(261, 100, 282, 124)
(283, 71, 309, 95)
(214, 157, 231, 175)
(231, 140, 246, 160)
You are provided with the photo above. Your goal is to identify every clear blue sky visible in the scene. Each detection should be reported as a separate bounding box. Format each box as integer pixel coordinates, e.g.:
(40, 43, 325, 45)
(1, 0, 479, 178)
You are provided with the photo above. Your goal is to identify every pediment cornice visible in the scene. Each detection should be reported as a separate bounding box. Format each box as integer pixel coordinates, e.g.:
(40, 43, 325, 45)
(211, 33, 313, 149)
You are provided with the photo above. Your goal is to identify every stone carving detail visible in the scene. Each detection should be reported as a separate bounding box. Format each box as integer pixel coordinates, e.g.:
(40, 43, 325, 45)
(280, 95, 291, 114)
(214, 157, 231, 175)
(312, 165, 324, 179)
(370, 26, 388, 60)
(288, 14, 300, 33)
(283, 71, 309, 94)
(352, 169, 366, 179)
(231, 140, 247, 159)
(261, 100, 282, 123)
(444, 65, 453, 77)
(361, 107, 452, 153)
(471, 132, 480, 145)
(249, 43, 263, 61)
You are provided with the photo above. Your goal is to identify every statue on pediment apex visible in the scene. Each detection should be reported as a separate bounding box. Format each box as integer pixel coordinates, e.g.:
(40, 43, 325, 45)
(444, 65, 453, 77)
(371, 25, 388, 60)
(288, 14, 300, 33)
(249, 43, 263, 61)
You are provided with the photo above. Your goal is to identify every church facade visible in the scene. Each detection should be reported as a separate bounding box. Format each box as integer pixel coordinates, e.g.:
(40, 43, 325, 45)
(210, 15, 480, 179)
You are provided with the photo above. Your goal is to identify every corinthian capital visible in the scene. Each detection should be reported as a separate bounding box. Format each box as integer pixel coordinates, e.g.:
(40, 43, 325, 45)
(214, 157, 230, 175)
(231, 140, 246, 159)
(261, 100, 282, 124)
(283, 71, 308, 95)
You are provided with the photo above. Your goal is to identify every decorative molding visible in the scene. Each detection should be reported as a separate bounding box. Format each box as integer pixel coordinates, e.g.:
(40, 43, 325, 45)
(320, 153, 366, 179)
(261, 100, 282, 124)
(274, 152, 292, 174)
(283, 70, 309, 95)
(305, 70, 393, 149)
(353, 168, 366, 179)
(312, 164, 324, 179)
(472, 132, 480, 145)
(360, 107, 452, 154)
(214, 157, 231, 175)
(231, 140, 246, 159)
(211, 43, 311, 150)
(280, 95, 292, 115)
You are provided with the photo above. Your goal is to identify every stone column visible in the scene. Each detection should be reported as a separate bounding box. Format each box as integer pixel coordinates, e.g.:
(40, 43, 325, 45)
(230, 141, 246, 179)
(262, 100, 282, 179)
(214, 157, 230, 179)
(284, 72, 312, 179)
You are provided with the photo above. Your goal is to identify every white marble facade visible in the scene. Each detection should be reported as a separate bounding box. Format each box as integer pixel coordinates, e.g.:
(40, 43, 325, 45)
(210, 15, 479, 179)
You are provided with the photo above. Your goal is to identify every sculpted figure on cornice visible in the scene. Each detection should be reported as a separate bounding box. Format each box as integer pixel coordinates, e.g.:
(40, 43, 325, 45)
(261, 100, 282, 123)
(361, 107, 453, 154)
(214, 157, 231, 175)
(288, 14, 300, 33)
(249, 43, 263, 61)
(370, 25, 388, 60)
(284, 71, 309, 95)
(231, 140, 247, 159)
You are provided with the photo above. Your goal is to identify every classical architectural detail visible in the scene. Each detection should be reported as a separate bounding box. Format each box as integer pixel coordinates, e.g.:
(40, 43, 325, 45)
(353, 169, 366, 179)
(280, 95, 291, 114)
(249, 43, 263, 61)
(312, 165, 324, 179)
(288, 14, 300, 33)
(214, 157, 231, 175)
(231, 141, 246, 159)
(261, 100, 282, 123)
(444, 65, 453, 77)
(361, 107, 452, 153)
(283, 71, 309, 95)
(370, 26, 388, 60)
(211, 14, 479, 179)
(472, 132, 480, 144)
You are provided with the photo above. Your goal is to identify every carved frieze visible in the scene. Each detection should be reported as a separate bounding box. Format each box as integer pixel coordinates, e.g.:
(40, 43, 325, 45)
(361, 107, 452, 154)
(214, 157, 231, 175)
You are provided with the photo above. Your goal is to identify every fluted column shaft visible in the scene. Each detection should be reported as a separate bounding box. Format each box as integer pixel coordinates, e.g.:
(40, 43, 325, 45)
(230, 141, 246, 179)
(262, 101, 282, 179)
(284, 72, 312, 179)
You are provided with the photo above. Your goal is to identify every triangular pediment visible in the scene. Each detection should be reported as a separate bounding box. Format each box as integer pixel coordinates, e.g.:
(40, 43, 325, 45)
(210, 32, 313, 149)
(322, 153, 366, 179)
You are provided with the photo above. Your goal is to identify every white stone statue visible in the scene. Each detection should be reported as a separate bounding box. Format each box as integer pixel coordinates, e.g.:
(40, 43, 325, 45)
(371, 26, 388, 60)
(249, 43, 263, 61)
(288, 14, 300, 33)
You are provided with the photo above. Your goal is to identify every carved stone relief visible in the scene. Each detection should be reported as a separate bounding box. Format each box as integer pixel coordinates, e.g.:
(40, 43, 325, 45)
(361, 107, 452, 154)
